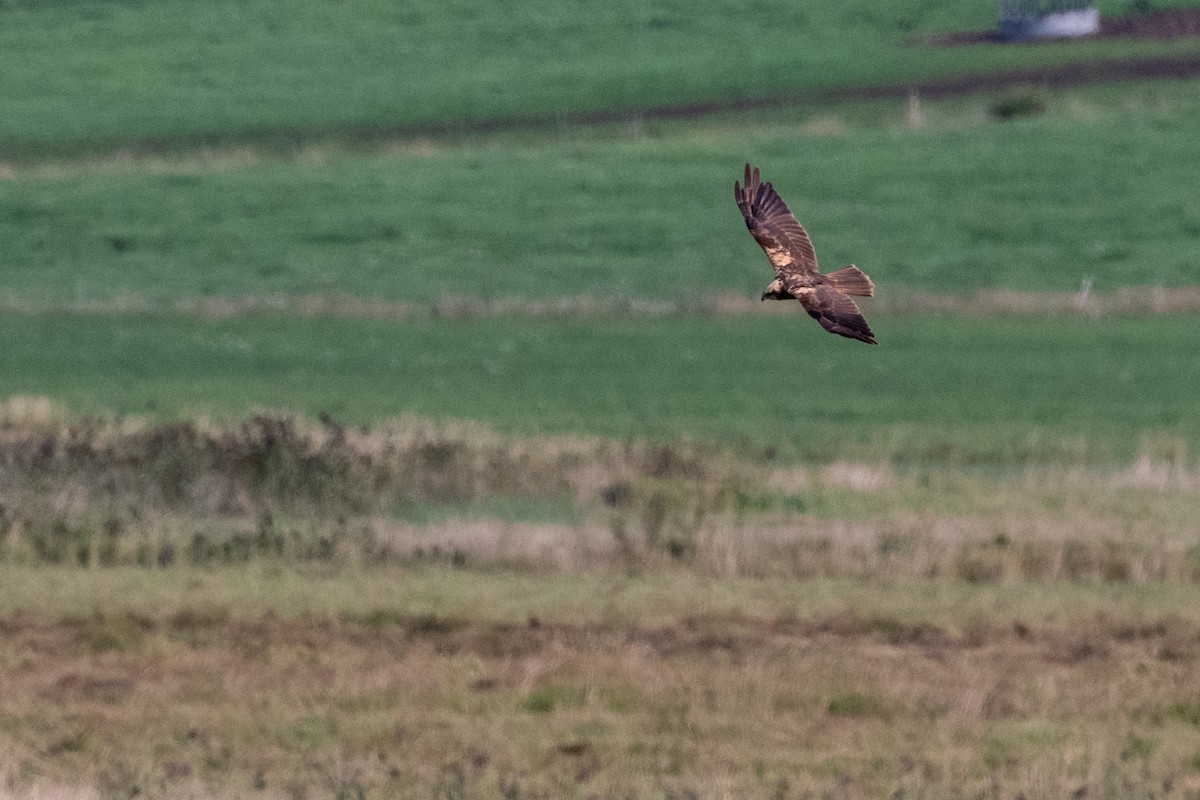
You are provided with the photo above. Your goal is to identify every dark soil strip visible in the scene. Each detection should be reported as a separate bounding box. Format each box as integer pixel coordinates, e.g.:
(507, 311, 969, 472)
(112, 53, 1200, 154)
(5, 608, 1198, 664)
(577, 52, 1200, 123)
(842, 52, 1200, 101)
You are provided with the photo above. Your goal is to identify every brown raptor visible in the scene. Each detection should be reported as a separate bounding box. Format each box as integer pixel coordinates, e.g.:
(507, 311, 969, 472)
(734, 163, 876, 344)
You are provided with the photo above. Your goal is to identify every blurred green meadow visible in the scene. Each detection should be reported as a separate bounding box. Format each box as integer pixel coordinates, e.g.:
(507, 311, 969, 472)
(4, 0, 1200, 158)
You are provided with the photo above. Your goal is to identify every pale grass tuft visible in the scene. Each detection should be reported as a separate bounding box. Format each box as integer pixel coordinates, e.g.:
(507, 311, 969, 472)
(373, 517, 612, 572)
(0, 785, 99, 800)
(761, 463, 816, 494)
(5, 286, 1200, 322)
(906, 88, 924, 128)
(801, 114, 848, 136)
(16, 146, 264, 180)
(1115, 453, 1196, 490)
(820, 460, 894, 491)
(0, 395, 64, 425)
(379, 138, 444, 158)
(1114, 436, 1195, 491)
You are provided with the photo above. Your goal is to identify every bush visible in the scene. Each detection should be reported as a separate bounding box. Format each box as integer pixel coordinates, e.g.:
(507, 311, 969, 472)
(990, 87, 1047, 121)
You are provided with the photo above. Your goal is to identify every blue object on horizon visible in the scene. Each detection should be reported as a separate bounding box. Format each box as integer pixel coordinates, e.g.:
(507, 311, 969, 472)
(998, 0, 1100, 40)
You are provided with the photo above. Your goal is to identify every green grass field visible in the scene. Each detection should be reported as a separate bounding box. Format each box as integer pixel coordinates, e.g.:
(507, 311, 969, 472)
(4, 2, 1200, 796)
(4, 0, 1200, 158)
(1, 311, 1195, 465)
(5, 80, 1200, 308)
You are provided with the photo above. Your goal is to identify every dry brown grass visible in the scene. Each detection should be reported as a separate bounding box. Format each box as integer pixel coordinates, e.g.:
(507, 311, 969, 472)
(3, 402, 1199, 585)
(4, 405, 1200, 796)
(4, 571, 1200, 798)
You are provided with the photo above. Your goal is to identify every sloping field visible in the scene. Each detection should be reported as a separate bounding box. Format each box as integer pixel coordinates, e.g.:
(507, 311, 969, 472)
(4, 0, 1200, 158)
(4, 78, 1200, 310)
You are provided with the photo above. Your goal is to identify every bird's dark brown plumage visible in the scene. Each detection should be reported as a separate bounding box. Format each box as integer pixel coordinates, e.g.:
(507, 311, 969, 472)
(734, 163, 877, 345)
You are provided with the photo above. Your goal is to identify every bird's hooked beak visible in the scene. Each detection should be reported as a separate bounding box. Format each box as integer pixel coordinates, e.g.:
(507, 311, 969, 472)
(760, 292, 768, 302)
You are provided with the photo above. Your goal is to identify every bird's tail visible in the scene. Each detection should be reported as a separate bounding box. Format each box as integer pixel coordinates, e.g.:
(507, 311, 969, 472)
(826, 265, 874, 297)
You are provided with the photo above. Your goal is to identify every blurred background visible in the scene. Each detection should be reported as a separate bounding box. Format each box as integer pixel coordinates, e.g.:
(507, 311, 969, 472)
(2, 0, 1200, 797)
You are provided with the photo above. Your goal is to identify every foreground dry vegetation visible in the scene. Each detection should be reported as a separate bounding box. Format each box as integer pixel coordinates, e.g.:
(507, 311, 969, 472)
(3, 401, 1200, 798)
(5, 571, 1200, 799)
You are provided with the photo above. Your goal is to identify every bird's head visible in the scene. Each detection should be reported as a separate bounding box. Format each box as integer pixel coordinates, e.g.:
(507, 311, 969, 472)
(761, 278, 786, 301)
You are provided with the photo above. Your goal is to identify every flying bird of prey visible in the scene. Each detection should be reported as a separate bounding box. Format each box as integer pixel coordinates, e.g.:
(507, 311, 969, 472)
(734, 163, 877, 344)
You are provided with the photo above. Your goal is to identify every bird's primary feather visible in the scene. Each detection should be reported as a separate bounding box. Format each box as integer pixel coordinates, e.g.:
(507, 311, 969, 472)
(734, 163, 819, 276)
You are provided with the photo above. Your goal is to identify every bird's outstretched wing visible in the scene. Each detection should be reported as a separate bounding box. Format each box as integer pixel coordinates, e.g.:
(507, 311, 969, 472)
(734, 163, 818, 276)
(794, 284, 877, 345)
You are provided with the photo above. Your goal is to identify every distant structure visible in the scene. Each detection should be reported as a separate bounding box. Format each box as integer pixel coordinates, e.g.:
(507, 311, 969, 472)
(998, 0, 1100, 40)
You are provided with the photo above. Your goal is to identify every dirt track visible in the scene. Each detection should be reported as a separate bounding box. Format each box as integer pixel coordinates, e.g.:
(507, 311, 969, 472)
(843, 52, 1200, 100)
(595, 53, 1200, 128)
(565, 53, 1200, 129)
